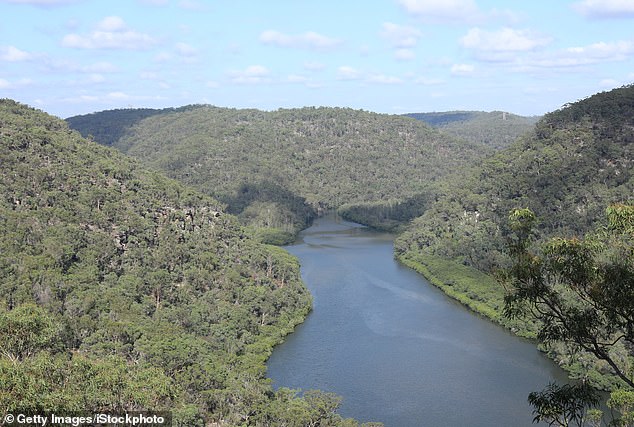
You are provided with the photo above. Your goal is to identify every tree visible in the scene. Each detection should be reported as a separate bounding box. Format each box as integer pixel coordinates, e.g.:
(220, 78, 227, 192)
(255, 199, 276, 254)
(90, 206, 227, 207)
(0, 303, 57, 361)
(607, 389, 634, 427)
(527, 382, 599, 427)
(502, 205, 634, 425)
(503, 204, 634, 389)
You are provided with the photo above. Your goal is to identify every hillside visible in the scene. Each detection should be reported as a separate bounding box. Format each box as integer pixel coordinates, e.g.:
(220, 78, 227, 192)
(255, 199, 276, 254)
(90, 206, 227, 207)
(404, 110, 539, 150)
(67, 106, 490, 242)
(65, 105, 197, 146)
(395, 85, 634, 388)
(0, 99, 375, 426)
(397, 86, 634, 270)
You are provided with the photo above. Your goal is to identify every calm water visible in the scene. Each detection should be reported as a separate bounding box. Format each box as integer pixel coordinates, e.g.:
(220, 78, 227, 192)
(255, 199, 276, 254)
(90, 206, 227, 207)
(267, 215, 569, 427)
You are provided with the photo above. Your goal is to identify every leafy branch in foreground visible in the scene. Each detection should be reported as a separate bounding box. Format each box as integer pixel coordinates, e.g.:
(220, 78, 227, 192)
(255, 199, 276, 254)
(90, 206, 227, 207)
(527, 382, 599, 427)
(503, 204, 634, 389)
(502, 204, 634, 425)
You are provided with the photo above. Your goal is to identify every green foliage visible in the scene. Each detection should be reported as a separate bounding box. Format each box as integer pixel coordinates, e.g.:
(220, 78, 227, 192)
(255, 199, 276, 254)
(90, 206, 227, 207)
(607, 389, 634, 426)
(67, 105, 489, 239)
(0, 351, 175, 414)
(0, 303, 58, 361)
(253, 227, 296, 246)
(527, 382, 599, 427)
(0, 99, 369, 425)
(397, 85, 634, 276)
(503, 206, 634, 390)
(338, 192, 433, 231)
(397, 86, 634, 390)
(404, 110, 539, 150)
(65, 105, 199, 146)
(396, 251, 538, 337)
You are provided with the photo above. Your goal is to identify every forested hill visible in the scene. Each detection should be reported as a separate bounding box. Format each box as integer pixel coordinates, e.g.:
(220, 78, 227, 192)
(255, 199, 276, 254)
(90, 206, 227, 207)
(397, 85, 633, 273)
(404, 110, 539, 150)
(394, 86, 633, 389)
(65, 105, 197, 146)
(67, 106, 489, 241)
(0, 99, 374, 426)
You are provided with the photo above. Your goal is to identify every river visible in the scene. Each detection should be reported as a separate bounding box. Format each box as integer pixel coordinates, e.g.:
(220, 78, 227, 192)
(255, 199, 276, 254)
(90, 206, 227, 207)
(266, 214, 570, 426)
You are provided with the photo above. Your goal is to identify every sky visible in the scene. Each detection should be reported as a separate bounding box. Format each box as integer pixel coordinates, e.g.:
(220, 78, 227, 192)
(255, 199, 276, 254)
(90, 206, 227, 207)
(1, 0, 634, 118)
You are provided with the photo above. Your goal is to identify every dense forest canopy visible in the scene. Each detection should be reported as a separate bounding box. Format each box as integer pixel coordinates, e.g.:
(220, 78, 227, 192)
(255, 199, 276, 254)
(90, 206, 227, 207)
(67, 105, 493, 241)
(404, 110, 539, 150)
(8, 84, 634, 423)
(0, 99, 379, 426)
(397, 85, 634, 272)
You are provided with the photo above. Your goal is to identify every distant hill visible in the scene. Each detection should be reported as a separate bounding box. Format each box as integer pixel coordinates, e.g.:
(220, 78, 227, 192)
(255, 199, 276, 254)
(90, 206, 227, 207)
(65, 105, 197, 146)
(404, 110, 539, 150)
(67, 106, 491, 240)
(0, 99, 373, 425)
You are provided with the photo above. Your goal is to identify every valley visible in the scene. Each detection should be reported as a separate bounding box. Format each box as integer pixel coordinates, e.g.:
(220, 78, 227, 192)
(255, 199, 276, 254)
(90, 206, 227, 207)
(1, 84, 632, 426)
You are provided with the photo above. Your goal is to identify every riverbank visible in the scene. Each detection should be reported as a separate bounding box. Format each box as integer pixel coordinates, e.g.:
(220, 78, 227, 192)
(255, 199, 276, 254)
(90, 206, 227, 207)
(268, 215, 570, 426)
(395, 251, 538, 339)
(395, 250, 624, 391)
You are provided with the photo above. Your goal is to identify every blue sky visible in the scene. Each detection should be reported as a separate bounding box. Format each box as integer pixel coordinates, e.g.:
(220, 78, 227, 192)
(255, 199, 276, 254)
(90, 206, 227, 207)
(1, 0, 634, 118)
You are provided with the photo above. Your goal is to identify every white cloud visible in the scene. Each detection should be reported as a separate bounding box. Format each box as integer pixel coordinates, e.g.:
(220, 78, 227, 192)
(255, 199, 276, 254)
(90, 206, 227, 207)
(260, 30, 341, 50)
(397, 0, 479, 22)
(566, 40, 634, 60)
(380, 22, 422, 48)
(62, 16, 157, 50)
(178, 0, 205, 11)
(87, 74, 105, 83)
(228, 65, 271, 84)
(461, 27, 552, 53)
(513, 41, 634, 72)
(0, 77, 32, 89)
(107, 91, 130, 100)
(451, 63, 475, 75)
(337, 66, 361, 80)
(0, 45, 32, 61)
(521, 40, 634, 70)
(97, 16, 126, 32)
(154, 51, 172, 62)
(574, 0, 634, 18)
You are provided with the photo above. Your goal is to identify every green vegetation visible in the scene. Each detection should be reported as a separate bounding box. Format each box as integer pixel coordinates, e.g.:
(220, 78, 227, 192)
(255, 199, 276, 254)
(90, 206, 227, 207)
(404, 110, 539, 150)
(397, 85, 634, 390)
(397, 85, 634, 275)
(338, 192, 433, 232)
(503, 205, 634, 424)
(20, 84, 634, 422)
(396, 251, 538, 338)
(65, 105, 199, 146)
(67, 106, 489, 240)
(0, 99, 379, 426)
